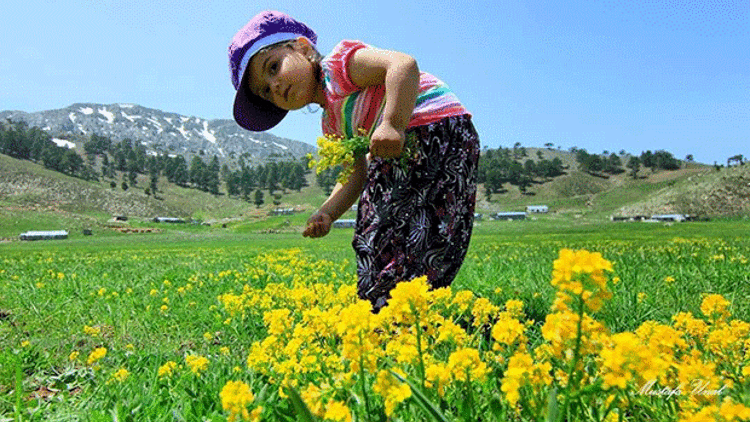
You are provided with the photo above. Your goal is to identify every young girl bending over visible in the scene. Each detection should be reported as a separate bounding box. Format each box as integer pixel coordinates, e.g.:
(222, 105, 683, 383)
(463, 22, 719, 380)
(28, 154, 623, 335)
(229, 10, 480, 311)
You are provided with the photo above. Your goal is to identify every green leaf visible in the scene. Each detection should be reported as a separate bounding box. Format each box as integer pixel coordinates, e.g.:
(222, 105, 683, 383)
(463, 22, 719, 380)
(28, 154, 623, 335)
(546, 387, 559, 422)
(283, 385, 318, 422)
(390, 370, 450, 422)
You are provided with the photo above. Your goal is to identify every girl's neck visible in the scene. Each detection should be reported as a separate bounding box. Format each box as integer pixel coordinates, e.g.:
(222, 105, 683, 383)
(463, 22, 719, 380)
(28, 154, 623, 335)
(313, 81, 327, 108)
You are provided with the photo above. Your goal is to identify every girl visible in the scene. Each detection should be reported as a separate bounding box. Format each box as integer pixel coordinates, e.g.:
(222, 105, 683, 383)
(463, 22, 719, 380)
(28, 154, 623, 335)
(229, 10, 480, 311)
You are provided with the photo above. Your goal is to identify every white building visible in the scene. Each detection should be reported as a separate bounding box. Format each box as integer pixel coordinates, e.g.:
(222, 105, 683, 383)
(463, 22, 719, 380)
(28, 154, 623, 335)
(19, 230, 69, 241)
(526, 205, 549, 213)
(651, 214, 688, 222)
(492, 212, 527, 221)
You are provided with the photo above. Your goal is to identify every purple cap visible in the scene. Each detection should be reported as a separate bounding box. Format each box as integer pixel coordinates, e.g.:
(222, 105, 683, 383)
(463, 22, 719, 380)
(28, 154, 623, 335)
(229, 10, 317, 132)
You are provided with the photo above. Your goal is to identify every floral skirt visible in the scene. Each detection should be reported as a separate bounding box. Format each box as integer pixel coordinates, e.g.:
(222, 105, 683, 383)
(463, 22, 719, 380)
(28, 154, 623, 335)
(353, 114, 480, 311)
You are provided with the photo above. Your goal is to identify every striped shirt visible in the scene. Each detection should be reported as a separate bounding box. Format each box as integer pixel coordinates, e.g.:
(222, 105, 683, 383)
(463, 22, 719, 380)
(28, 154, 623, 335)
(321, 40, 470, 138)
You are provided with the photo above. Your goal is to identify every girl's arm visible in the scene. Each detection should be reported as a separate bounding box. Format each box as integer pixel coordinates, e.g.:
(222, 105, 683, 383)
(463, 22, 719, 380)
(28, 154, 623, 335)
(303, 155, 367, 238)
(348, 47, 420, 159)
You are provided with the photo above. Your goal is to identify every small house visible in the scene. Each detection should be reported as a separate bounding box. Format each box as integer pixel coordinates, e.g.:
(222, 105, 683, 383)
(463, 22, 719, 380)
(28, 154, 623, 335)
(651, 214, 687, 222)
(333, 219, 356, 228)
(526, 205, 549, 213)
(269, 208, 295, 216)
(492, 212, 526, 221)
(19, 230, 69, 241)
(152, 217, 186, 223)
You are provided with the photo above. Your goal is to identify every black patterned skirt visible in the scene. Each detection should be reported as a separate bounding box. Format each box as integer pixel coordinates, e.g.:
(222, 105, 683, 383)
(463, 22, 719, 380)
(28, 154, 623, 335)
(353, 114, 480, 311)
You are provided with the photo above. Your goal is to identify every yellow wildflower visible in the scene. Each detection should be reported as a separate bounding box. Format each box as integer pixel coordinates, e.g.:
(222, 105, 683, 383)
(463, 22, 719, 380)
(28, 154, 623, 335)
(447, 348, 489, 382)
(158, 361, 178, 379)
(87, 347, 107, 365)
(111, 367, 130, 383)
(324, 400, 352, 422)
(83, 325, 100, 337)
(220, 380, 255, 422)
(300, 383, 325, 417)
(425, 363, 451, 397)
(185, 354, 209, 376)
(700, 294, 731, 321)
(372, 370, 411, 416)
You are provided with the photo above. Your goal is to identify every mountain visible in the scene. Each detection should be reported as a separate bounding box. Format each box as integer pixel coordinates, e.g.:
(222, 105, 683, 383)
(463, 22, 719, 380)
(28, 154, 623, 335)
(0, 103, 315, 165)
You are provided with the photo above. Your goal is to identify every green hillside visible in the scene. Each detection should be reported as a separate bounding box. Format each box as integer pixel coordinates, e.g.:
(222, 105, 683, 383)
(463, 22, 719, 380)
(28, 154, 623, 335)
(1, 148, 747, 241)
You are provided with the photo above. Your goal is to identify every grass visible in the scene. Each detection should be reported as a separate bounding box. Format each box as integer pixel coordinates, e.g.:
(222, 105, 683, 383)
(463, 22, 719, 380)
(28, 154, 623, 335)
(1, 218, 749, 420)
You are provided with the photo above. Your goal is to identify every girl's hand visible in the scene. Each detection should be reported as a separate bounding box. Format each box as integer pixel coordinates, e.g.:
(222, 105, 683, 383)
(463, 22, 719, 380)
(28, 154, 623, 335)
(369, 122, 405, 159)
(303, 211, 333, 238)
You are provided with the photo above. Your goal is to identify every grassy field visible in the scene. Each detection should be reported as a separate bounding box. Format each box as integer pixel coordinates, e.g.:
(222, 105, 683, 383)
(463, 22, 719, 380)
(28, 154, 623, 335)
(2, 217, 749, 421)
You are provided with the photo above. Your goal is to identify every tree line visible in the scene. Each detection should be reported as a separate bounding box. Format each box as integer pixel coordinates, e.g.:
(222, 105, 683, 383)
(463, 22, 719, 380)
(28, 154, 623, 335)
(478, 145, 566, 199)
(574, 148, 681, 179)
(1, 120, 309, 204)
(1, 120, 98, 180)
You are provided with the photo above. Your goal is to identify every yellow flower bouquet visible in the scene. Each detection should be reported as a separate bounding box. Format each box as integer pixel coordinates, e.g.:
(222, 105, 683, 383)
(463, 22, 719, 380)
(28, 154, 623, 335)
(308, 130, 417, 185)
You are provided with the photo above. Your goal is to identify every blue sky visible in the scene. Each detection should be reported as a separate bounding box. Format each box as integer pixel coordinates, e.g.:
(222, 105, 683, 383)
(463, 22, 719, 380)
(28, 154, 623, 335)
(1, 0, 748, 165)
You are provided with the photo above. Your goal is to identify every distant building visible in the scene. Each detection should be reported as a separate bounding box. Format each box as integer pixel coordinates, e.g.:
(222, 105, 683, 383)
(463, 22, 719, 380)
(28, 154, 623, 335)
(526, 205, 549, 213)
(333, 219, 356, 228)
(492, 212, 526, 221)
(152, 217, 186, 223)
(19, 230, 69, 241)
(269, 208, 295, 216)
(611, 215, 649, 222)
(650, 214, 688, 222)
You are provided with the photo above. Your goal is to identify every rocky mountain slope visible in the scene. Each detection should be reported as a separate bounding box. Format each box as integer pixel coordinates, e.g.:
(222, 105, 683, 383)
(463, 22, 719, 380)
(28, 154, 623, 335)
(0, 103, 315, 164)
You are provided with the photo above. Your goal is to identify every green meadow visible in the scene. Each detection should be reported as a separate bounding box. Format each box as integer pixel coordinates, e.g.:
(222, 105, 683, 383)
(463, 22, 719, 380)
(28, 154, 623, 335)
(1, 217, 749, 421)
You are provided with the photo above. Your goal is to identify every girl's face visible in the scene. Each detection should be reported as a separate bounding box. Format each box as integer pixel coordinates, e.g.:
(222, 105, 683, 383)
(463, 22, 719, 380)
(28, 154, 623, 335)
(247, 38, 322, 110)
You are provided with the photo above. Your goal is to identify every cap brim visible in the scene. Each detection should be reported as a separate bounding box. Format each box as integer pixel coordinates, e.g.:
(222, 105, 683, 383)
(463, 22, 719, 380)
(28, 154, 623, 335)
(233, 84, 288, 132)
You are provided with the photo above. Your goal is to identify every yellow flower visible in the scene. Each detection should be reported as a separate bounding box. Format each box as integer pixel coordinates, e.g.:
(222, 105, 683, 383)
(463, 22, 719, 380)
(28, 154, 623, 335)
(381, 275, 430, 325)
(550, 249, 613, 312)
(185, 354, 209, 376)
(501, 352, 533, 407)
(425, 363, 451, 396)
(372, 370, 411, 416)
(492, 313, 527, 351)
(324, 400, 352, 422)
(700, 294, 731, 320)
(471, 297, 499, 327)
(447, 348, 489, 382)
(87, 347, 107, 365)
(69, 351, 79, 361)
(20, 340, 30, 348)
(83, 325, 101, 337)
(300, 383, 326, 417)
(505, 299, 524, 318)
(111, 367, 130, 383)
(158, 361, 178, 379)
(311, 133, 368, 185)
(220, 380, 255, 422)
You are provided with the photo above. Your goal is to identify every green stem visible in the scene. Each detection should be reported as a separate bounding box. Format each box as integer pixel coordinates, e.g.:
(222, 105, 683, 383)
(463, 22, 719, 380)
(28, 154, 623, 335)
(558, 295, 585, 422)
(357, 330, 373, 422)
(411, 302, 427, 389)
(15, 357, 23, 422)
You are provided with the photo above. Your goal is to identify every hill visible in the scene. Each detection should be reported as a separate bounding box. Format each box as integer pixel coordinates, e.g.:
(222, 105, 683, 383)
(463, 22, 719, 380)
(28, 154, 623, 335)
(476, 147, 748, 219)
(2, 145, 748, 240)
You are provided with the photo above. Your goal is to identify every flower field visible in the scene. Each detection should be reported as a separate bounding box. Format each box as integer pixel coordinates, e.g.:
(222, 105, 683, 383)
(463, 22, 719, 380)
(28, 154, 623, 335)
(1, 222, 750, 421)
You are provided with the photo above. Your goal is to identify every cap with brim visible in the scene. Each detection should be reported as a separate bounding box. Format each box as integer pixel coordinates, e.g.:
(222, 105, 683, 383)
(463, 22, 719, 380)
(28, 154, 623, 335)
(228, 11, 317, 132)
